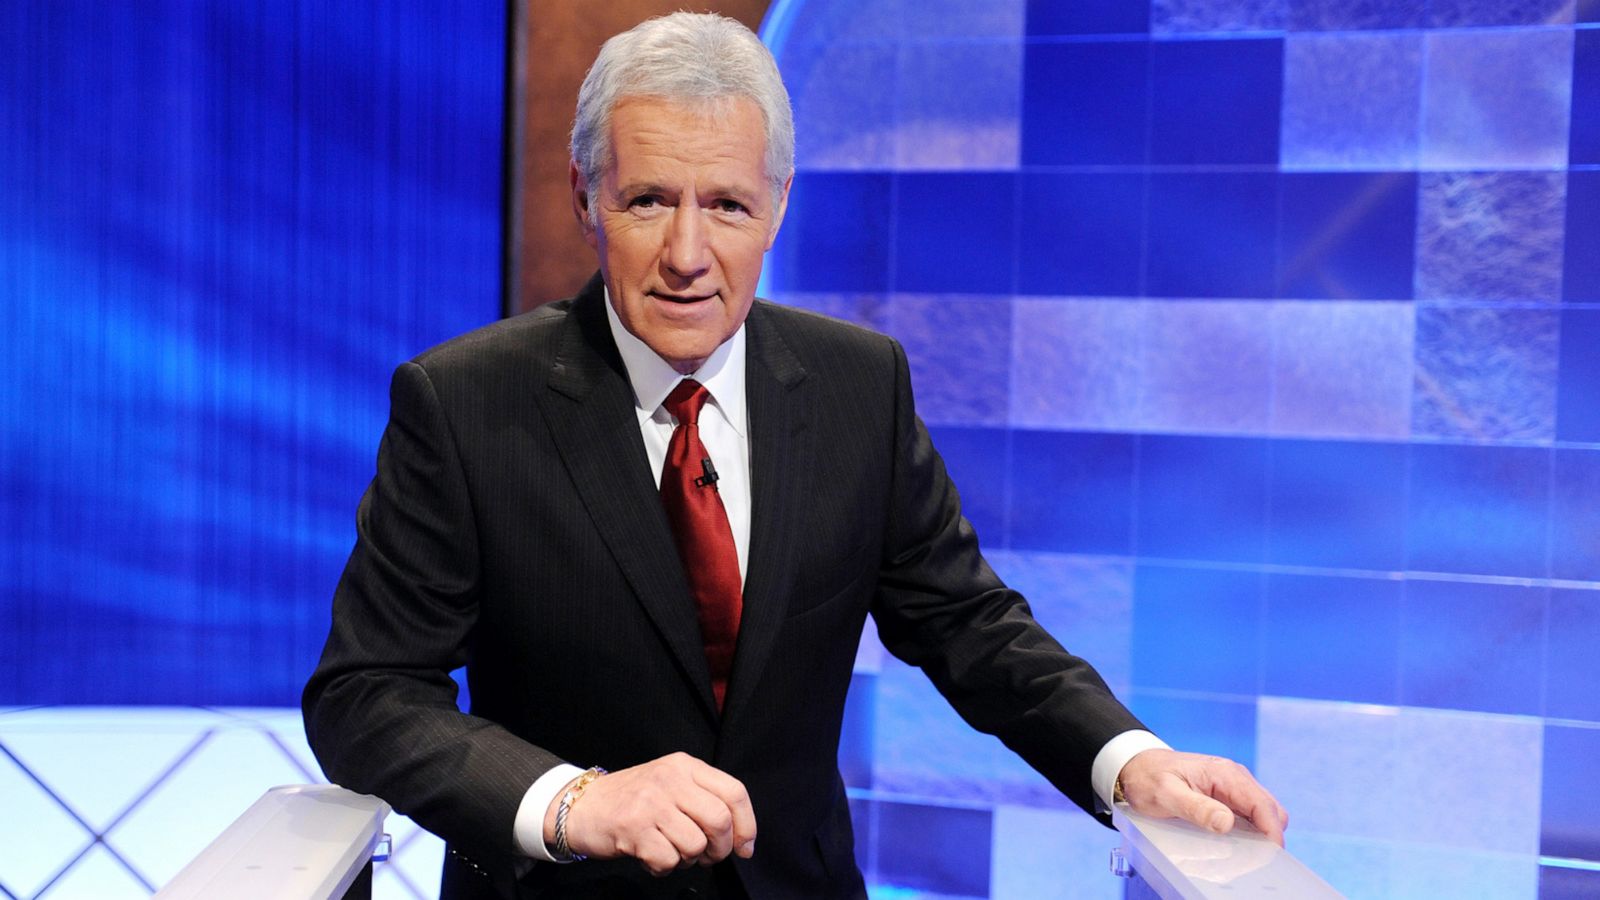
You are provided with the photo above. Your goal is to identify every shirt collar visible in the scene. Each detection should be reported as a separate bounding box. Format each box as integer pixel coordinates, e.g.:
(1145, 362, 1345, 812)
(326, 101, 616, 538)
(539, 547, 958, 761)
(603, 286, 748, 437)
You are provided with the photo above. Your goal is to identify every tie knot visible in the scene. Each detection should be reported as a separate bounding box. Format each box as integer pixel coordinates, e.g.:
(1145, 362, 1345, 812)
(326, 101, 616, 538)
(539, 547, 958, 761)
(664, 379, 710, 426)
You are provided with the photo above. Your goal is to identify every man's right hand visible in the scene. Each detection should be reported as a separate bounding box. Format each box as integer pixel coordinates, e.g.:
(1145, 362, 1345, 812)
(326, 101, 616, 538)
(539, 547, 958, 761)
(543, 752, 757, 876)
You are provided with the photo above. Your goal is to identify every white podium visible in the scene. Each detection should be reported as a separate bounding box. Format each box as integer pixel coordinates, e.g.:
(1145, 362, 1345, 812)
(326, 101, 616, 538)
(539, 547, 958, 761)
(156, 785, 390, 900)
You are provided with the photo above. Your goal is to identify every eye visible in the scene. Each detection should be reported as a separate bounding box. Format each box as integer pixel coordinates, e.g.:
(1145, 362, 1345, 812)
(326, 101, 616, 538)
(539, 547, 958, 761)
(714, 198, 749, 215)
(628, 194, 661, 210)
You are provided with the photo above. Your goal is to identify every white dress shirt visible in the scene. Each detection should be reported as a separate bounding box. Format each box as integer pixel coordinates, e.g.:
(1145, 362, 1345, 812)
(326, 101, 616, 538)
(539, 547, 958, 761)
(512, 294, 1164, 861)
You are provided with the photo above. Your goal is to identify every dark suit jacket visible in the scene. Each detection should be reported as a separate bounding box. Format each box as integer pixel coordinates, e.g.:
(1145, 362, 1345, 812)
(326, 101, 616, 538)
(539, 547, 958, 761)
(303, 276, 1143, 899)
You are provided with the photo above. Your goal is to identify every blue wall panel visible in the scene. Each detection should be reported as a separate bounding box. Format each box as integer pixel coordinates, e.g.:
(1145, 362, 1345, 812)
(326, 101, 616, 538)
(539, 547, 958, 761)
(1266, 438, 1409, 571)
(1144, 173, 1278, 297)
(763, 3, 1600, 895)
(1020, 41, 1150, 166)
(0, 0, 504, 705)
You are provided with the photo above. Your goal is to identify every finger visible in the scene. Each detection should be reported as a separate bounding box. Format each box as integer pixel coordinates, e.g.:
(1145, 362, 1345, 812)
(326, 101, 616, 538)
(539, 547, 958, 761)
(1159, 773, 1236, 835)
(655, 809, 713, 863)
(690, 766, 757, 856)
(675, 787, 737, 861)
(1202, 764, 1287, 846)
(630, 827, 687, 878)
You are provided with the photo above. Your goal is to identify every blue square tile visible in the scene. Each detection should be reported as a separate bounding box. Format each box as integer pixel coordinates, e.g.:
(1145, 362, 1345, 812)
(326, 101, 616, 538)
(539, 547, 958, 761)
(1558, 309, 1600, 441)
(1267, 438, 1409, 570)
(783, 42, 897, 170)
(892, 172, 1016, 294)
(872, 658, 1066, 807)
(1132, 565, 1263, 694)
(1416, 172, 1567, 303)
(898, 0, 1026, 40)
(1426, 0, 1576, 26)
(1421, 29, 1574, 169)
(1407, 443, 1551, 578)
(840, 672, 877, 789)
(770, 292, 890, 333)
(774, 1, 903, 43)
(1277, 172, 1417, 299)
(987, 551, 1134, 691)
(1020, 41, 1150, 166)
(1389, 708, 1543, 853)
(1126, 691, 1258, 769)
(1152, 0, 1288, 32)
(1136, 435, 1271, 563)
(1145, 173, 1278, 298)
(1265, 573, 1401, 704)
(1399, 579, 1546, 716)
(849, 796, 878, 880)
(1270, 301, 1415, 439)
(1543, 865, 1600, 900)
(1412, 306, 1560, 442)
(768, 172, 892, 292)
(1281, 33, 1422, 170)
(1577, 31, 1600, 164)
(1257, 698, 1544, 851)
(1542, 723, 1600, 860)
(1564, 171, 1600, 301)
(1583, 0, 1600, 20)
(1026, 0, 1149, 35)
(1149, 38, 1283, 164)
(1255, 697, 1403, 842)
(887, 294, 1012, 426)
(928, 426, 1010, 549)
(1138, 301, 1274, 433)
(894, 40, 1021, 170)
(1008, 430, 1136, 555)
(1551, 448, 1600, 582)
(1287, 0, 1424, 29)
(1547, 588, 1600, 722)
(1009, 298, 1142, 432)
(991, 806, 1124, 900)
(1016, 173, 1145, 296)
(876, 800, 992, 896)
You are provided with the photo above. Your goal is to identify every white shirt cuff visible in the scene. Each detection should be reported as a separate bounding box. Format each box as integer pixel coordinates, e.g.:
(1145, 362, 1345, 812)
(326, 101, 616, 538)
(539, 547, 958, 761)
(1091, 730, 1171, 813)
(513, 763, 587, 862)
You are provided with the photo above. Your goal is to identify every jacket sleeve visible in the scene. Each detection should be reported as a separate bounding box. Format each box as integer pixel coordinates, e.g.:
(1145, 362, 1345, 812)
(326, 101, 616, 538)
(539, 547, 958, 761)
(302, 360, 561, 865)
(869, 339, 1145, 822)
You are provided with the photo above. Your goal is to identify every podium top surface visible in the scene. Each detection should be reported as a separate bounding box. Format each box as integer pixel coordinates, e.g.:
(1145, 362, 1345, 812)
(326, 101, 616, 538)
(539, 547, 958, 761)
(155, 784, 390, 900)
(1114, 803, 1344, 899)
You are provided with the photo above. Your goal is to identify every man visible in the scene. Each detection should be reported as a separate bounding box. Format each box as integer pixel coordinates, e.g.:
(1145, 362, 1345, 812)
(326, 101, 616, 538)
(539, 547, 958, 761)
(304, 12, 1286, 899)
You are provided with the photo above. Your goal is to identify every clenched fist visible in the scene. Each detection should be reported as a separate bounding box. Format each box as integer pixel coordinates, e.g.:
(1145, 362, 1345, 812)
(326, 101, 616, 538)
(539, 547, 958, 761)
(544, 752, 757, 876)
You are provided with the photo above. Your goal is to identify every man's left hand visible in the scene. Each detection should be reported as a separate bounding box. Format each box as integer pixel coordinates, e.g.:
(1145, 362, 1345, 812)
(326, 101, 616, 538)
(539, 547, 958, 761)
(1116, 749, 1289, 846)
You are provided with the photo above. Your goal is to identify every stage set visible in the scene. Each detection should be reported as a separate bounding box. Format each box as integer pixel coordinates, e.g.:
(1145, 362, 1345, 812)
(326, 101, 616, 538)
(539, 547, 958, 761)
(3, 1, 1599, 897)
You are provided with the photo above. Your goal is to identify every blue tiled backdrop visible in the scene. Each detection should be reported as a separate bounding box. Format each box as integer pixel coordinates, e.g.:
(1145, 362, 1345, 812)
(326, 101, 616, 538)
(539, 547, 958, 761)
(4, 1, 1598, 898)
(765, 2, 1600, 898)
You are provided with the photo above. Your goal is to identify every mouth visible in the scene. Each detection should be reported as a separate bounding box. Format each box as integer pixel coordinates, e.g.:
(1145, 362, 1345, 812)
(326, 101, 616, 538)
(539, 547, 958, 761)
(649, 290, 717, 304)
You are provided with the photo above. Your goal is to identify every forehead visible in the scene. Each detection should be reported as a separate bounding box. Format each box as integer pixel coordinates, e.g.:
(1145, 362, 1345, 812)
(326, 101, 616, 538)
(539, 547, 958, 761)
(606, 95, 769, 187)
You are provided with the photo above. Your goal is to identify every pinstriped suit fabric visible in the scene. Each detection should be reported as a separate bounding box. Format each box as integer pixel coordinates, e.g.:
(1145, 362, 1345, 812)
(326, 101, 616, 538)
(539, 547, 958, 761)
(304, 275, 1141, 898)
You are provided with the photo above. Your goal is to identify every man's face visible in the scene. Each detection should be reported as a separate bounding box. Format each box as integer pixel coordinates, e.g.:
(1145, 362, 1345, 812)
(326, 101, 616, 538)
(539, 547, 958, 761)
(573, 95, 790, 374)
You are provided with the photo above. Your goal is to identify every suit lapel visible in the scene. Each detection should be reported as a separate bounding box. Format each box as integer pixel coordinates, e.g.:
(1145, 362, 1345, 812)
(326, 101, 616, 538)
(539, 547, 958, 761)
(722, 302, 811, 723)
(539, 278, 718, 722)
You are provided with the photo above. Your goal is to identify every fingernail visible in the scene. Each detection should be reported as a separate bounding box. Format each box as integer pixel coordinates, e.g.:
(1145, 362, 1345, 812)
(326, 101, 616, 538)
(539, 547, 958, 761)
(1208, 813, 1229, 833)
(738, 840, 755, 857)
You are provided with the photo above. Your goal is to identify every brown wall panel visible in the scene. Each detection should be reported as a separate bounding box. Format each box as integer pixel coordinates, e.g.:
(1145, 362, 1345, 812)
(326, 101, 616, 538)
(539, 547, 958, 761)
(508, 1, 772, 314)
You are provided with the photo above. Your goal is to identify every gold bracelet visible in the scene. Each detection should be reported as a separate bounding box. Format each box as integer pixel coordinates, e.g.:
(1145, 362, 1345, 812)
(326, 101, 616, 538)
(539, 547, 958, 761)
(553, 766, 606, 862)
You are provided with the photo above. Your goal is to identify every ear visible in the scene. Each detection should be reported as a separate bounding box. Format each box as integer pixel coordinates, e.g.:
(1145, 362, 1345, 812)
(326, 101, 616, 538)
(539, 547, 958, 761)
(570, 160, 598, 248)
(764, 173, 794, 252)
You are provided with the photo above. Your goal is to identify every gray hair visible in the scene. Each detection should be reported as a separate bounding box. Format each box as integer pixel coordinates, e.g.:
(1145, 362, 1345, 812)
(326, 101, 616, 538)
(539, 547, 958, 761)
(570, 12, 795, 204)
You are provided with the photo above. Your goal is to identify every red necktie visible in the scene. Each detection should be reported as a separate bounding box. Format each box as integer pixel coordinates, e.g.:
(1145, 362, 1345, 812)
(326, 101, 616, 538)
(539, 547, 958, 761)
(660, 380, 742, 710)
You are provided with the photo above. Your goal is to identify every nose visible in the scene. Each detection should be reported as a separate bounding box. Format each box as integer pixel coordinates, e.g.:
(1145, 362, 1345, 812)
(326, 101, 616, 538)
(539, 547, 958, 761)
(663, 203, 711, 281)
